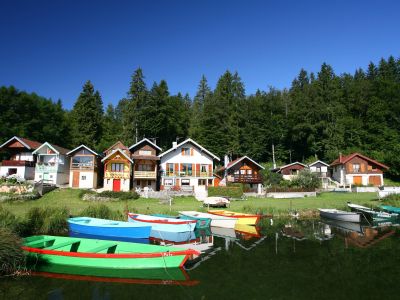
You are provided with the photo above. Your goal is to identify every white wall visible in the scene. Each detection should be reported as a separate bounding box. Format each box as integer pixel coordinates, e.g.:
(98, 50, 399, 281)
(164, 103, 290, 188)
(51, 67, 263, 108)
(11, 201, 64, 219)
(69, 171, 97, 189)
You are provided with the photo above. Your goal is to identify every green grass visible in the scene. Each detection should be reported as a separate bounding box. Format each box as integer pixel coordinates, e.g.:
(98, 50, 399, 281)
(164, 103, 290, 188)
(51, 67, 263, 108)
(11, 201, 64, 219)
(0, 188, 382, 219)
(384, 177, 400, 187)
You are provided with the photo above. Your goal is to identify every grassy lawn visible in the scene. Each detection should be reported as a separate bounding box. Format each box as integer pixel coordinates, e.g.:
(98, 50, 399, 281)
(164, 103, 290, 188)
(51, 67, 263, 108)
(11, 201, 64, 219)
(0, 188, 382, 218)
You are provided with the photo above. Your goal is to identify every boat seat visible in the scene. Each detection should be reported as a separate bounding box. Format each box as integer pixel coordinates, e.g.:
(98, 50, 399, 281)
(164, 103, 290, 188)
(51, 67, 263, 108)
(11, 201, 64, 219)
(87, 243, 118, 254)
(43, 240, 81, 252)
(24, 238, 56, 248)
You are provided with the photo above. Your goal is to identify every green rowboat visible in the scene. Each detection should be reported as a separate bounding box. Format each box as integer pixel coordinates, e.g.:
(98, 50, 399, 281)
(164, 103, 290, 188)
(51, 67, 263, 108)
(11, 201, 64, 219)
(23, 235, 200, 271)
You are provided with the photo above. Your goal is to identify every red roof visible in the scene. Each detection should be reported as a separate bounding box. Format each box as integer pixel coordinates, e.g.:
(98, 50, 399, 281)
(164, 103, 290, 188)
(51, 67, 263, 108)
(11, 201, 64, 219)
(218, 156, 265, 172)
(330, 153, 389, 169)
(0, 136, 42, 150)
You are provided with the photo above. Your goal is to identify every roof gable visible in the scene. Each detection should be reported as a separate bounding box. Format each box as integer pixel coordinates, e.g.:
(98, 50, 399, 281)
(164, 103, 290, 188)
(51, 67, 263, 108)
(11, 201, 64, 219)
(159, 138, 220, 161)
(101, 148, 133, 163)
(330, 153, 389, 169)
(32, 142, 70, 155)
(129, 138, 162, 152)
(308, 160, 330, 167)
(67, 145, 99, 156)
(104, 141, 129, 154)
(0, 136, 42, 150)
(222, 156, 265, 171)
(278, 162, 307, 171)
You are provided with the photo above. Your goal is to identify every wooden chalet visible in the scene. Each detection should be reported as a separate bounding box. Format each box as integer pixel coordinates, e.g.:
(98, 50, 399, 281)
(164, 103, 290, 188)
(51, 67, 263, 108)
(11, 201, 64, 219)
(217, 155, 264, 192)
(273, 162, 307, 180)
(101, 141, 132, 192)
(67, 145, 101, 189)
(331, 153, 388, 186)
(128, 138, 162, 191)
(0, 136, 42, 180)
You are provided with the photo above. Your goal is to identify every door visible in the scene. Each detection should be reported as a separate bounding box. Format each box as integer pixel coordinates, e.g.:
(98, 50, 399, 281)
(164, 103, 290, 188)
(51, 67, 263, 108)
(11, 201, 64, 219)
(353, 176, 362, 185)
(369, 176, 381, 186)
(113, 179, 121, 191)
(72, 172, 80, 188)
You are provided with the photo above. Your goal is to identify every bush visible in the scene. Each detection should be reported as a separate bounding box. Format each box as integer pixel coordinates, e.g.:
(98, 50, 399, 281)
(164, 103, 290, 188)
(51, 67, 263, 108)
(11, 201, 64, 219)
(19, 207, 69, 236)
(99, 191, 139, 200)
(79, 204, 124, 220)
(289, 169, 320, 189)
(0, 206, 19, 233)
(208, 186, 243, 198)
(0, 228, 26, 275)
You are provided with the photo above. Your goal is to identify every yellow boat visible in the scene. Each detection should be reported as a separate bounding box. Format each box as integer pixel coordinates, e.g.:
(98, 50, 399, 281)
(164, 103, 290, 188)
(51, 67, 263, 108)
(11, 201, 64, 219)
(234, 224, 262, 239)
(207, 210, 262, 225)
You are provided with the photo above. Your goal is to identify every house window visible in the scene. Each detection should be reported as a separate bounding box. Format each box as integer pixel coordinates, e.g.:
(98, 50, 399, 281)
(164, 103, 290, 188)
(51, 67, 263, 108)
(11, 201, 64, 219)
(166, 163, 174, 176)
(164, 179, 173, 186)
(147, 180, 152, 186)
(81, 176, 86, 180)
(139, 150, 152, 156)
(247, 170, 252, 175)
(198, 179, 206, 186)
(234, 170, 239, 175)
(353, 164, 360, 173)
(49, 175, 53, 179)
(240, 169, 246, 175)
(182, 147, 190, 156)
(137, 164, 152, 171)
(181, 179, 190, 186)
(208, 179, 213, 185)
(111, 163, 124, 172)
(316, 167, 321, 173)
(181, 164, 192, 176)
(72, 156, 93, 168)
(39, 175, 42, 179)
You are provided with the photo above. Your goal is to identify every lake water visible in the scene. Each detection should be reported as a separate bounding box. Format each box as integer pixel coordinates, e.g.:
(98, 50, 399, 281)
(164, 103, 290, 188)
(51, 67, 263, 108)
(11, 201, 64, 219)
(1, 218, 399, 300)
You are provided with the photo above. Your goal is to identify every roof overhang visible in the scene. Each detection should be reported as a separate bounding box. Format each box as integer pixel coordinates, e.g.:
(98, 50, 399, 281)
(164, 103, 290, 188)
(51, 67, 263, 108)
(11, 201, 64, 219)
(101, 149, 133, 163)
(32, 142, 59, 155)
(67, 145, 99, 156)
(308, 160, 330, 167)
(225, 156, 265, 171)
(128, 138, 162, 151)
(0, 136, 31, 150)
(158, 138, 220, 161)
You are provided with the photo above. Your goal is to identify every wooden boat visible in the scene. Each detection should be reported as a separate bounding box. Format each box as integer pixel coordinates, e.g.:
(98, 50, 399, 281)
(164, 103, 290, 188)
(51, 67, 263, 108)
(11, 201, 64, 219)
(128, 213, 197, 232)
(234, 224, 262, 239)
(68, 217, 151, 239)
(22, 235, 200, 270)
(380, 205, 400, 214)
(152, 214, 211, 229)
(318, 209, 361, 223)
(320, 217, 364, 234)
(179, 211, 238, 228)
(207, 210, 262, 225)
(347, 203, 399, 221)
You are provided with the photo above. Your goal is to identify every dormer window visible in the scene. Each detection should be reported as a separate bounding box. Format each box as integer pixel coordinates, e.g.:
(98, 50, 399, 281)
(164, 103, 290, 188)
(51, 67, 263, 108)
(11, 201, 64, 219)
(182, 147, 191, 156)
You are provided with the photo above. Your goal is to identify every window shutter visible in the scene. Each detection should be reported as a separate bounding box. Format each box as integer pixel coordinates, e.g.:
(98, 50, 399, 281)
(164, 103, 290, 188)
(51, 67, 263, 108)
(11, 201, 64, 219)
(181, 148, 184, 156)
(174, 163, 179, 175)
(209, 164, 212, 176)
(191, 148, 194, 156)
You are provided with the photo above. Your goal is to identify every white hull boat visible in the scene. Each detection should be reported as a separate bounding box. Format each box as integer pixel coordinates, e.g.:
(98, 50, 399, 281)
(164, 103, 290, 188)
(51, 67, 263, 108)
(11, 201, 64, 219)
(318, 209, 361, 223)
(179, 211, 238, 228)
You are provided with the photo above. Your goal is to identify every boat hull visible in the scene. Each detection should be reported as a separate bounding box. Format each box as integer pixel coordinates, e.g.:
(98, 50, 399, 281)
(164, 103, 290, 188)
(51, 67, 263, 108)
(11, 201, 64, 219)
(128, 213, 197, 232)
(380, 205, 400, 214)
(318, 209, 361, 223)
(208, 210, 260, 225)
(68, 217, 151, 239)
(23, 235, 199, 270)
(152, 214, 211, 229)
(179, 211, 238, 228)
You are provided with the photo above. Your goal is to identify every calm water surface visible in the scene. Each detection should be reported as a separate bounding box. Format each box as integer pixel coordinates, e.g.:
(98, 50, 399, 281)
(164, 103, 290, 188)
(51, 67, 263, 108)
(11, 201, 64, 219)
(1, 218, 399, 300)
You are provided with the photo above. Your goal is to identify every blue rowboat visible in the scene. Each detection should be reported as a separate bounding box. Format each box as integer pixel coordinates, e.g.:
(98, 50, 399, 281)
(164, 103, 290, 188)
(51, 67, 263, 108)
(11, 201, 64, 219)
(380, 205, 400, 214)
(152, 214, 211, 229)
(150, 230, 197, 244)
(128, 213, 197, 233)
(68, 217, 152, 239)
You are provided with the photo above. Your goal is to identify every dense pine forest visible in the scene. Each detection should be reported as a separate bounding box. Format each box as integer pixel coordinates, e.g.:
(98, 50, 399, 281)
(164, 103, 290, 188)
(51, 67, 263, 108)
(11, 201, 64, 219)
(1, 56, 400, 177)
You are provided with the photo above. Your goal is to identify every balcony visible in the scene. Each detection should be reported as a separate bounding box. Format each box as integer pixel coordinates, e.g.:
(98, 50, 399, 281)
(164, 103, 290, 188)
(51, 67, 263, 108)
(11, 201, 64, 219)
(36, 163, 57, 172)
(134, 171, 157, 179)
(229, 174, 263, 184)
(71, 162, 94, 170)
(105, 171, 130, 179)
(163, 171, 212, 177)
(1, 160, 35, 167)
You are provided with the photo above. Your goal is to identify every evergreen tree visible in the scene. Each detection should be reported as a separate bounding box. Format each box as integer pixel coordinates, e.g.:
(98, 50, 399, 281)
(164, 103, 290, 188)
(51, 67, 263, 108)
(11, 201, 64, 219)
(70, 81, 104, 149)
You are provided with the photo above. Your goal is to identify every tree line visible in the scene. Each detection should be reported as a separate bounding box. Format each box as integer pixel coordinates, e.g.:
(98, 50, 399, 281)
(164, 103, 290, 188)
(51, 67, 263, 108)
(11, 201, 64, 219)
(1, 55, 400, 177)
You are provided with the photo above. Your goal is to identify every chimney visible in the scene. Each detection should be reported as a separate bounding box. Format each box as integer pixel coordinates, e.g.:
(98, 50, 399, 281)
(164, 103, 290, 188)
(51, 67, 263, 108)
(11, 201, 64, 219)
(224, 155, 230, 168)
(339, 152, 342, 163)
(172, 141, 177, 148)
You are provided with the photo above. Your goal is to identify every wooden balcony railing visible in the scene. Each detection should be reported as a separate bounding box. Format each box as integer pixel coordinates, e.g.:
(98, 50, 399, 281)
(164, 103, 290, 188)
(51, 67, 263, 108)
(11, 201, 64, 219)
(2, 160, 35, 167)
(71, 162, 94, 170)
(164, 171, 212, 177)
(134, 171, 157, 179)
(36, 164, 57, 172)
(105, 171, 130, 179)
(230, 174, 263, 183)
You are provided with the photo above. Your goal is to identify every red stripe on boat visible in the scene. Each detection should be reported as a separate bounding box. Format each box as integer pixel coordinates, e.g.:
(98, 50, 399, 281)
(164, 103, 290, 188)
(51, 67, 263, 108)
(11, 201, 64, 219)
(22, 246, 200, 258)
(128, 213, 197, 225)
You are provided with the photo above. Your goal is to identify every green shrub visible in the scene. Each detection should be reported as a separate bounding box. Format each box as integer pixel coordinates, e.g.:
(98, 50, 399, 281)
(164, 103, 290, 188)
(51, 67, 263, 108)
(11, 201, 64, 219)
(79, 204, 124, 220)
(99, 191, 140, 200)
(0, 228, 26, 275)
(0, 206, 19, 233)
(19, 207, 69, 236)
(78, 189, 96, 199)
(208, 186, 243, 198)
(289, 169, 320, 189)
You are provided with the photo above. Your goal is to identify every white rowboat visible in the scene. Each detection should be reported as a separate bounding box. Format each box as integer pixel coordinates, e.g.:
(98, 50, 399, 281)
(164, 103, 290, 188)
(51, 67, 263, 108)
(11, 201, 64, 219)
(318, 209, 361, 223)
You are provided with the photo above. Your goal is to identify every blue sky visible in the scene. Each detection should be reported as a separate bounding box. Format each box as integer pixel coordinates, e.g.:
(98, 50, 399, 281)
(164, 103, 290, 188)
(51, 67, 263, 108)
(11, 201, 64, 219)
(1, 0, 399, 109)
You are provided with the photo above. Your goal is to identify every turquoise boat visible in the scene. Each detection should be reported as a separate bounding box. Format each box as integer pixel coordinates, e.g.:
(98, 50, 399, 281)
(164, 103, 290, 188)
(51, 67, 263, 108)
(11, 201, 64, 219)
(128, 213, 197, 232)
(380, 205, 400, 214)
(23, 235, 200, 271)
(152, 214, 211, 229)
